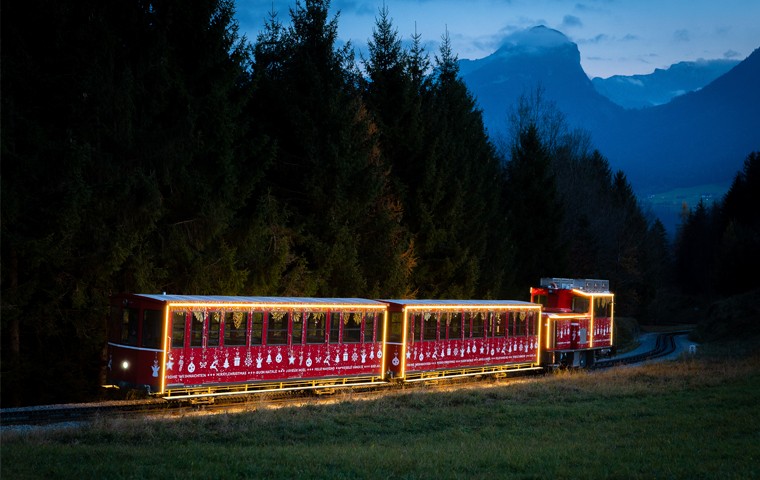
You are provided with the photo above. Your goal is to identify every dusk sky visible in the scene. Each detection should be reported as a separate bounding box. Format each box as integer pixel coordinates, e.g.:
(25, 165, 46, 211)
(235, 0, 760, 79)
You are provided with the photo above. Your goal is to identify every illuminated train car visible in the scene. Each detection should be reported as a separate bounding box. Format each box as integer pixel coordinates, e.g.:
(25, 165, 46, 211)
(382, 300, 543, 381)
(530, 278, 615, 368)
(106, 280, 614, 398)
(106, 294, 388, 399)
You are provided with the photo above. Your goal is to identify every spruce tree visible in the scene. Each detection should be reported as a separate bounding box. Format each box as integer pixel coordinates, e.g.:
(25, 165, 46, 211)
(406, 30, 507, 298)
(503, 123, 565, 290)
(1, 0, 257, 405)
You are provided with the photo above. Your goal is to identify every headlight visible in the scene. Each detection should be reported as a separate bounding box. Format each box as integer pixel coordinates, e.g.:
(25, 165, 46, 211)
(121, 360, 130, 370)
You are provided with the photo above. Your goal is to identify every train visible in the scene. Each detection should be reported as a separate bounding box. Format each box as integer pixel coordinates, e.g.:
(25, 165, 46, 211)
(105, 278, 614, 400)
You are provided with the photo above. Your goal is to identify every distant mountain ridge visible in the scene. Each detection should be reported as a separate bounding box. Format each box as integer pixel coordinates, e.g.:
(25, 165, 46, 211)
(592, 59, 740, 109)
(460, 26, 622, 139)
(459, 26, 760, 194)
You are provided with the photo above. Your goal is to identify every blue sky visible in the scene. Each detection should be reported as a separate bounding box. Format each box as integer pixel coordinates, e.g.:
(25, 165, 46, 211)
(235, 0, 760, 78)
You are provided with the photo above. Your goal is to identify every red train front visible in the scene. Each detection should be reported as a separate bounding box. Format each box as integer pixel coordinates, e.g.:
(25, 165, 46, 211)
(530, 278, 615, 368)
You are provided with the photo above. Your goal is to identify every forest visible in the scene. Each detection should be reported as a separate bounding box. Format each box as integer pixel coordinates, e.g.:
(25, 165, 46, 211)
(2, 0, 758, 407)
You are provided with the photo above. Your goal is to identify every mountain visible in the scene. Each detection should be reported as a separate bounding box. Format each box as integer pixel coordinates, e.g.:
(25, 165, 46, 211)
(460, 26, 760, 196)
(592, 59, 740, 109)
(460, 26, 622, 139)
(593, 47, 760, 192)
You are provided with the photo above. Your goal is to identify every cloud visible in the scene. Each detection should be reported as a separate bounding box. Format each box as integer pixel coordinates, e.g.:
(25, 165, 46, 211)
(576, 33, 609, 45)
(723, 49, 740, 59)
(673, 29, 690, 42)
(331, 0, 376, 16)
(561, 14, 582, 28)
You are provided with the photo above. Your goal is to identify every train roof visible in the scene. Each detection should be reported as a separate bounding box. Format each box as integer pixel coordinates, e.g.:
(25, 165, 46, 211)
(121, 294, 387, 308)
(538, 278, 611, 294)
(381, 299, 538, 308)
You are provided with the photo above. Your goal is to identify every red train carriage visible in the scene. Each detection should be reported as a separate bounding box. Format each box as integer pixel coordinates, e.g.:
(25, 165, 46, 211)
(530, 278, 615, 368)
(382, 300, 544, 381)
(106, 294, 388, 398)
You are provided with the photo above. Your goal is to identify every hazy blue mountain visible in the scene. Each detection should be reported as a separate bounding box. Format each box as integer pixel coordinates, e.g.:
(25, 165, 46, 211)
(592, 59, 740, 109)
(593, 47, 760, 192)
(460, 26, 622, 140)
(460, 26, 760, 196)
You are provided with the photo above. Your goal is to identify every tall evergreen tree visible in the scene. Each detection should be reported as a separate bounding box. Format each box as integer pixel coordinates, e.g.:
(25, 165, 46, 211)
(1, 0, 258, 406)
(711, 152, 759, 294)
(406, 30, 508, 298)
(250, 0, 412, 297)
(503, 123, 565, 290)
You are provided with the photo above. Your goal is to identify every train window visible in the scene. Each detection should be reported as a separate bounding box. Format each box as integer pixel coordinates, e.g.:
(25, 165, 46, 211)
(121, 308, 138, 346)
(515, 312, 527, 336)
(363, 312, 375, 343)
(527, 312, 537, 335)
(493, 312, 506, 337)
(142, 309, 162, 349)
(423, 313, 437, 341)
(109, 306, 121, 343)
(449, 312, 462, 340)
(292, 311, 304, 345)
(471, 312, 485, 338)
(266, 311, 288, 345)
(388, 312, 403, 342)
(171, 311, 186, 348)
(306, 312, 326, 343)
(343, 312, 361, 343)
(224, 311, 247, 347)
(329, 312, 341, 343)
(439, 313, 449, 340)
(594, 297, 612, 317)
(251, 311, 263, 345)
(208, 311, 221, 347)
(572, 295, 590, 314)
(411, 313, 422, 342)
(533, 294, 547, 307)
(191, 311, 204, 347)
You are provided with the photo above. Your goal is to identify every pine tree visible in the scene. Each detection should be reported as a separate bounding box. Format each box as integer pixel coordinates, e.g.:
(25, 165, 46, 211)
(1, 0, 257, 406)
(250, 0, 412, 297)
(503, 123, 565, 290)
(405, 30, 508, 298)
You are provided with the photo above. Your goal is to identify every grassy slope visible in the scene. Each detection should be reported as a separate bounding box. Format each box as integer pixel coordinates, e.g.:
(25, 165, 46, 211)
(3, 344, 759, 480)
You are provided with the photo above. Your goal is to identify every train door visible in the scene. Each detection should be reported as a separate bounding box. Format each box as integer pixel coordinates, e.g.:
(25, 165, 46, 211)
(166, 309, 190, 388)
(383, 310, 405, 379)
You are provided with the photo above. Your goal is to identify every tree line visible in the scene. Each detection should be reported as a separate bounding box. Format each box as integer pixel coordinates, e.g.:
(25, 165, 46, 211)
(1, 0, 750, 406)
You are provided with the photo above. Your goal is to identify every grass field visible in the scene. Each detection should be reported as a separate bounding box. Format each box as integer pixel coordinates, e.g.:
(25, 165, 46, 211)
(3, 342, 759, 479)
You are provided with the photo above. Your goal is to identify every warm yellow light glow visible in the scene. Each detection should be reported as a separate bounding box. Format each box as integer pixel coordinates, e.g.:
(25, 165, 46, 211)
(571, 289, 614, 298)
(166, 301, 387, 310)
(589, 300, 595, 348)
(610, 301, 615, 345)
(402, 304, 540, 311)
(536, 306, 542, 364)
(121, 360, 129, 370)
(400, 309, 408, 378)
(160, 305, 170, 395)
(381, 311, 388, 380)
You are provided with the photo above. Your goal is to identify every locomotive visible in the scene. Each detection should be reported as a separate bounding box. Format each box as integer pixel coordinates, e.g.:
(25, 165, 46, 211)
(105, 278, 614, 400)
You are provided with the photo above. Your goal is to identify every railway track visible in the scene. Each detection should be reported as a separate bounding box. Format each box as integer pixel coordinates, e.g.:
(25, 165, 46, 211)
(1, 331, 692, 428)
(593, 330, 691, 369)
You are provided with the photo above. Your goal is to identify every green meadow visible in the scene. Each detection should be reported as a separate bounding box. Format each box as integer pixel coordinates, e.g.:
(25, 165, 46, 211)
(3, 340, 758, 480)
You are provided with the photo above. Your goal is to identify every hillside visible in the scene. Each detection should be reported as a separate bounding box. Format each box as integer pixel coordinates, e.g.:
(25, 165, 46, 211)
(592, 59, 740, 109)
(460, 28, 760, 194)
